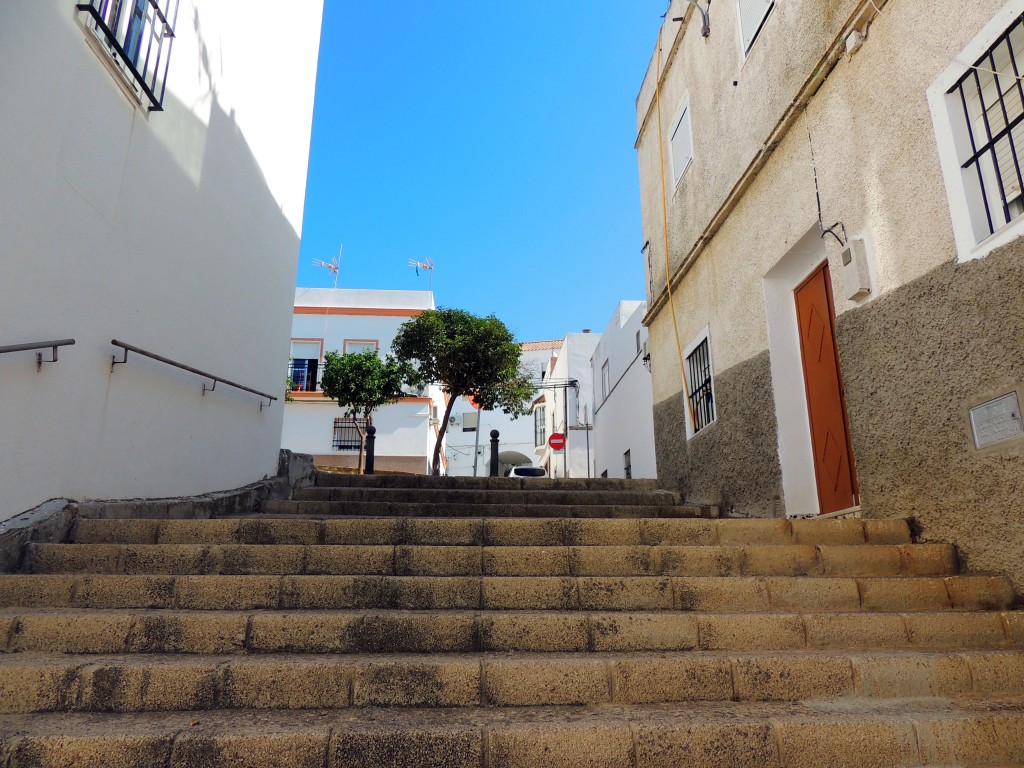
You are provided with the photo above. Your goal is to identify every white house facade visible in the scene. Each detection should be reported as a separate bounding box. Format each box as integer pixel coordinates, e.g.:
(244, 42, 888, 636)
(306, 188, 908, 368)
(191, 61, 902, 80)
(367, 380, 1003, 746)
(534, 332, 601, 478)
(281, 288, 446, 474)
(590, 301, 657, 480)
(446, 342, 559, 477)
(0, 1, 323, 523)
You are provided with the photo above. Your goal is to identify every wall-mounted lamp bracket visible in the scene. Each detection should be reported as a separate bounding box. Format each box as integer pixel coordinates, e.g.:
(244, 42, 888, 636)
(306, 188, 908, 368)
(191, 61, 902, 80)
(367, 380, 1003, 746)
(673, 0, 711, 37)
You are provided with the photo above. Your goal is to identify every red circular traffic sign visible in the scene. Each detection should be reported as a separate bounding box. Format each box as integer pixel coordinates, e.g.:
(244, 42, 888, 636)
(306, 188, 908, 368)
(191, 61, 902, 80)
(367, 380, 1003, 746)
(548, 433, 566, 451)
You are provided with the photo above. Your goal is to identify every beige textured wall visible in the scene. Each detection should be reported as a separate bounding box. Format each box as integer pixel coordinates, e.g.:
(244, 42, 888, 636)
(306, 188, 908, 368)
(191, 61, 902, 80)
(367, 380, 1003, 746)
(637, 0, 1024, 584)
(638, 0, 1010, 393)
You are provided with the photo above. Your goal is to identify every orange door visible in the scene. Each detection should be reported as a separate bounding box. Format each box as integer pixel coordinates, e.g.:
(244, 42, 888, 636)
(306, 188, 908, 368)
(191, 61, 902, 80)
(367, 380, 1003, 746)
(795, 263, 859, 514)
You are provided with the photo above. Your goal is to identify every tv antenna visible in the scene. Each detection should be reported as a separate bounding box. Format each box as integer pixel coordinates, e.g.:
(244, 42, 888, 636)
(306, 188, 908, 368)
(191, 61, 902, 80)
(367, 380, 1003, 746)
(313, 245, 343, 347)
(313, 245, 342, 290)
(408, 257, 435, 291)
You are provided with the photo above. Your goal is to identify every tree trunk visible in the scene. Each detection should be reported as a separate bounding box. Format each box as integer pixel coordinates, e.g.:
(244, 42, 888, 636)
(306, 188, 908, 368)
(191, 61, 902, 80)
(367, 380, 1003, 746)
(432, 395, 457, 476)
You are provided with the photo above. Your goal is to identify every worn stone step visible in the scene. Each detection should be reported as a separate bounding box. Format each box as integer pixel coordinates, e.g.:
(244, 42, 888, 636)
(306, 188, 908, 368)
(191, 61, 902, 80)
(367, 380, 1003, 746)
(0, 574, 1013, 613)
(2, 609, 1021, 654)
(261, 499, 715, 518)
(313, 473, 660, 491)
(25, 541, 959, 578)
(71, 516, 912, 547)
(3, 649, 1024, 714)
(3, 698, 1024, 767)
(292, 487, 683, 507)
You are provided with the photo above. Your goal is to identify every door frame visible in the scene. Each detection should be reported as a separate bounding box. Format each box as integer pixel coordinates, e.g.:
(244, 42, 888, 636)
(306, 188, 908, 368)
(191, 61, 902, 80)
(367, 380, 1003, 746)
(794, 262, 860, 514)
(763, 228, 846, 516)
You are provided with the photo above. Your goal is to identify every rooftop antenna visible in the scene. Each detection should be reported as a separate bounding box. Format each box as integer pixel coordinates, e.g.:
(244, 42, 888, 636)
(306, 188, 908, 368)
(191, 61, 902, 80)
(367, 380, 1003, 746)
(313, 245, 343, 356)
(407, 257, 435, 292)
(313, 244, 342, 290)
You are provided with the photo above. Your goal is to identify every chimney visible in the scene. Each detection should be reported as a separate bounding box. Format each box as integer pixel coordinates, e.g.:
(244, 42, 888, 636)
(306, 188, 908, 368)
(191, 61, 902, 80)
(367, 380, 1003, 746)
(582, 329, 591, 333)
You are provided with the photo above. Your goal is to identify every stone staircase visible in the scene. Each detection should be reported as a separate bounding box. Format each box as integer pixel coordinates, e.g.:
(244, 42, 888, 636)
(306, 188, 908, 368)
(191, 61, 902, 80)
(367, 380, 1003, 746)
(1, 474, 1023, 767)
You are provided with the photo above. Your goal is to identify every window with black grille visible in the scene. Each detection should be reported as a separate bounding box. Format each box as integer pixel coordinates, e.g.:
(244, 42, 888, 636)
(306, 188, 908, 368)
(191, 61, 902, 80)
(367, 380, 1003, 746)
(686, 337, 715, 434)
(948, 14, 1024, 240)
(76, 0, 179, 111)
(534, 406, 547, 447)
(333, 418, 368, 451)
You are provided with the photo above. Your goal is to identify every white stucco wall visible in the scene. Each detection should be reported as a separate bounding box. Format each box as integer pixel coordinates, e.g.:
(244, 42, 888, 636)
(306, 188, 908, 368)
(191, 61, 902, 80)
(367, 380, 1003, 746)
(591, 302, 657, 479)
(281, 399, 435, 469)
(0, 1, 323, 522)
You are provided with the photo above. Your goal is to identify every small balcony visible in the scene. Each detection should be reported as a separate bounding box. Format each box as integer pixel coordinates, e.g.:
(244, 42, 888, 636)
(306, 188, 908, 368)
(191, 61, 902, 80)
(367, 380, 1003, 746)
(288, 361, 320, 393)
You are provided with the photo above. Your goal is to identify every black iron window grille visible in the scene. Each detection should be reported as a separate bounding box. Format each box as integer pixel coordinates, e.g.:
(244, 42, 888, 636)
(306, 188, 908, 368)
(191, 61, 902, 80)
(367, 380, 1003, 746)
(76, 0, 179, 111)
(686, 337, 715, 434)
(288, 359, 319, 392)
(333, 418, 368, 452)
(949, 14, 1024, 240)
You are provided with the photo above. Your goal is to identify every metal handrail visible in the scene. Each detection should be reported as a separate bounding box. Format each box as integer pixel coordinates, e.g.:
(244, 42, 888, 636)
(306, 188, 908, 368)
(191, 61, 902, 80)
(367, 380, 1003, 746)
(111, 339, 277, 409)
(0, 339, 75, 371)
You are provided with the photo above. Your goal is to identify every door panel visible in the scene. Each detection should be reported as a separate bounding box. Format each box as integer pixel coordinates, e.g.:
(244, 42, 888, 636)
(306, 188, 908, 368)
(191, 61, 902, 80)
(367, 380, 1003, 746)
(795, 264, 858, 514)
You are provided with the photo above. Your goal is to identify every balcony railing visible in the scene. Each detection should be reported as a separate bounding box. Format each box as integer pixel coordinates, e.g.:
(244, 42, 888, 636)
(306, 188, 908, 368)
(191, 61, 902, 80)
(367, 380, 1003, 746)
(288, 362, 320, 393)
(76, 0, 179, 111)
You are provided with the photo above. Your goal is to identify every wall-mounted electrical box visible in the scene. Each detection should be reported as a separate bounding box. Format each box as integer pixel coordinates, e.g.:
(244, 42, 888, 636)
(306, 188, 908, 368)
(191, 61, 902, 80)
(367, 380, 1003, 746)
(841, 238, 872, 301)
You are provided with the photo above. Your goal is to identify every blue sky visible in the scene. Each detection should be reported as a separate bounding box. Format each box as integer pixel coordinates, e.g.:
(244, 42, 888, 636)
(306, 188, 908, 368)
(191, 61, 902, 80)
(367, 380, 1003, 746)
(296, 2, 664, 343)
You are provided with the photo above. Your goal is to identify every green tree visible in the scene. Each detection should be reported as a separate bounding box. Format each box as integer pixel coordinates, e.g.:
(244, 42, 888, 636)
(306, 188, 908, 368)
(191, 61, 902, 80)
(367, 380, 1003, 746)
(320, 348, 415, 473)
(392, 308, 534, 475)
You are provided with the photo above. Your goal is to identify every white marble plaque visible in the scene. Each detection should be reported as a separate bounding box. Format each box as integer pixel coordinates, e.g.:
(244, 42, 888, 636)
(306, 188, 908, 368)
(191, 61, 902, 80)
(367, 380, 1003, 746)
(970, 392, 1023, 448)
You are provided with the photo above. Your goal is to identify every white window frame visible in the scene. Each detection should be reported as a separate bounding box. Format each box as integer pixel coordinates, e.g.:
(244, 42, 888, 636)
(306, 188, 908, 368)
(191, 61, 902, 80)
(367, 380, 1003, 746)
(682, 325, 717, 439)
(737, 0, 775, 57)
(601, 360, 611, 402)
(343, 339, 380, 354)
(669, 97, 694, 187)
(929, 0, 1024, 263)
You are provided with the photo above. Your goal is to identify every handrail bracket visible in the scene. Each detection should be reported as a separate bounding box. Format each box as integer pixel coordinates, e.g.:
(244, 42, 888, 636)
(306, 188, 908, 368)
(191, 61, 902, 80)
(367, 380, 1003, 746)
(37, 344, 62, 371)
(111, 348, 129, 371)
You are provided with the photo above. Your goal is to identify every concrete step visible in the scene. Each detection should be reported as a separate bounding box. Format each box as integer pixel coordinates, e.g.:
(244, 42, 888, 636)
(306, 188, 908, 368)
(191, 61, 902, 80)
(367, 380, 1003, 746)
(2, 609, 1021, 654)
(2, 698, 1024, 767)
(292, 487, 683, 506)
(260, 499, 716, 518)
(71, 516, 912, 547)
(313, 473, 660, 491)
(0, 574, 1013, 613)
(24, 542, 959, 577)
(3, 649, 1024, 714)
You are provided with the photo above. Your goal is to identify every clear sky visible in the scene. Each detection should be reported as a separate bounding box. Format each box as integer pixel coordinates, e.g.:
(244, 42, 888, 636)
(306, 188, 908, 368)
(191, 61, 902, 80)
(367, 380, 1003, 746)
(296, 2, 665, 343)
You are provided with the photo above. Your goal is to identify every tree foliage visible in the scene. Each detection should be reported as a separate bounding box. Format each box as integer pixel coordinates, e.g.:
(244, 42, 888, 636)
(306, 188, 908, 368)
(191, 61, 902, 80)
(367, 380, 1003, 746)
(320, 349, 415, 473)
(392, 308, 534, 475)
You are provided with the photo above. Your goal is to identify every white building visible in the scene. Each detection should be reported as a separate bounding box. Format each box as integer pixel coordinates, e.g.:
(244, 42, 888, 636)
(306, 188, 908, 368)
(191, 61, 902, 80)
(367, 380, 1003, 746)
(281, 288, 446, 474)
(534, 332, 601, 478)
(0, 1, 323, 522)
(446, 341, 560, 476)
(590, 301, 657, 479)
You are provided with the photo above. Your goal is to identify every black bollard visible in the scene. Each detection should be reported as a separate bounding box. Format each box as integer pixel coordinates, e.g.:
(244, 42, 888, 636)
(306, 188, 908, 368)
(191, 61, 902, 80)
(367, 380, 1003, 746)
(489, 429, 500, 477)
(364, 425, 376, 475)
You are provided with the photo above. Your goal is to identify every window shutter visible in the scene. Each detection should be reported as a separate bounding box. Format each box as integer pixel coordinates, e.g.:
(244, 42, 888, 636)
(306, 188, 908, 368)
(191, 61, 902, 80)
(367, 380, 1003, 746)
(670, 105, 692, 185)
(738, 0, 774, 53)
(290, 341, 320, 361)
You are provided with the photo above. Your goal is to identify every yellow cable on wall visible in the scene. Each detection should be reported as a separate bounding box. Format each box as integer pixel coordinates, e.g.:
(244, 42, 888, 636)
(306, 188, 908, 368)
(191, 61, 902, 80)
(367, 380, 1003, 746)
(654, 23, 696, 428)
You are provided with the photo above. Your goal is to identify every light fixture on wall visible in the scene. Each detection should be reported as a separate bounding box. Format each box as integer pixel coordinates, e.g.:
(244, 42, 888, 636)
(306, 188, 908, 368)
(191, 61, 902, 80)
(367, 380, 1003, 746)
(672, 0, 710, 38)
